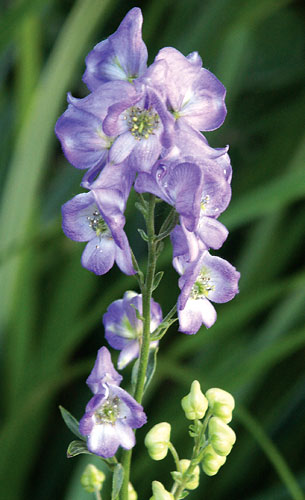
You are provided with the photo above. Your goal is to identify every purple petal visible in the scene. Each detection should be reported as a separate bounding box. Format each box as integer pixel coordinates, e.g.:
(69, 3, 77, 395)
(129, 133, 161, 172)
(178, 296, 217, 333)
(83, 8, 148, 90)
(115, 420, 136, 449)
(201, 253, 240, 303)
(117, 341, 140, 370)
(81, 236, 115, 275)
(114, 232, 136, 276)
(87, 422, 120, 457)
(87, 346, 122, 393)
(62, 192, 98, 242)
(196, 216, 229, 249)
(109, 132, 136, 165)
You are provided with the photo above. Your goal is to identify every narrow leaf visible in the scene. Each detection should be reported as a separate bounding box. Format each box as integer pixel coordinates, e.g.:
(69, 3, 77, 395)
(112, 463, 124, 500)
(152, 271, 164, 291)
(137, 228, 149, 242)
(59, 406, 85, 441)
(67, 440, 92, 458)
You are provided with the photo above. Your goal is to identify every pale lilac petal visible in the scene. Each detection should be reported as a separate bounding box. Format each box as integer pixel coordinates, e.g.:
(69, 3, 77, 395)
(196, 216, 229, 249)
(62, 192, 97, 242)
(202, 253, 240, 303)
(87, 346, 122, 393)
(129, 133, 161, 172)
(178, 297, 217, 334)
(81, 236, 115, 275)
(114, 233, 135, 275)
(87, 423, 120, 457)
(115, 420, 136, 450)
(83, 8, 148, 90)
(117, 341, 139, 370)
(109, 132, 136, 165)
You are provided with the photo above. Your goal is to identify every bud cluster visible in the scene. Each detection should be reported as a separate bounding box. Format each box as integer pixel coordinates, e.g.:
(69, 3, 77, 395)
(145, 381, 236, 497)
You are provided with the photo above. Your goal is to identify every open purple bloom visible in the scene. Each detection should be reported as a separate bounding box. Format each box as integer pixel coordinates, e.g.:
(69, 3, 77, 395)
(83, 8, 148, 90)
(103, 291, 162, 369)
(62, 190, 134, 276)
(154, 47, 227, 132)
(135, 158, 204, 233)
(56, 76, 173, 174)
(175, 251, 240, 334)
(79, 347, 146, 458)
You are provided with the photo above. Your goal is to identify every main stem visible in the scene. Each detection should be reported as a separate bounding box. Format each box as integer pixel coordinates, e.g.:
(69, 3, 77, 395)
(120, 194, 157, 500)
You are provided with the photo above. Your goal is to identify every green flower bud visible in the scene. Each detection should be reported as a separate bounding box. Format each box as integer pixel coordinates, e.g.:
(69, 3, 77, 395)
(208, 417, 236, 456)
(80, 464, 106, 493)
(181, 380, 208, 420)
(205, 388, 235, 423)
(128, 482, 137, 500)
(179, 459, 200, 490)
(145, 422, 171, 460)
(201, 444, 226, 476)
(151, 481, 175, 500)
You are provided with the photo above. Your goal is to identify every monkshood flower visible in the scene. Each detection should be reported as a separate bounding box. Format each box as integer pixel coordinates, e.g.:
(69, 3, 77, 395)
(55, 73, 174, 175)
(153, 47, 226, 132)
(135, 158, 204, 234)
(83, 7, 148, 90)
(62, 187, 134, 276)
(175, 250, 240, 334)
(79, 347, 147, 458)
(103, 291, 162, 369)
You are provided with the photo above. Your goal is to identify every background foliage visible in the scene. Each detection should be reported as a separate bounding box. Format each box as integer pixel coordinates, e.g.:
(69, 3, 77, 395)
(0, 0, 304, 498)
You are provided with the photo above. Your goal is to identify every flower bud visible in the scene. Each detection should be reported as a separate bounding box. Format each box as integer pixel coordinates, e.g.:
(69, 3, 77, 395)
(150, 481, 174, 500)
(179, 459, 200, 490)
(208, 417, 236, 456)
(205, 388, 235, 423)
(201, 444, 226, 476)
(128, 482, 137, 500)
(181, 380, 208, 420)
(80, 464, 106, 493)
(145, 422, 171, 460)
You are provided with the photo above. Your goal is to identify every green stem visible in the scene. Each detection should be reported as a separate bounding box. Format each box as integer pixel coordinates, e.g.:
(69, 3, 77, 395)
(120, 195, 157, 500)
(94, 487, 102, 500)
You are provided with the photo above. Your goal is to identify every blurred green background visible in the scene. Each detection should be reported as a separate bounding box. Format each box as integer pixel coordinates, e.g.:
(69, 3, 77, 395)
(0, 0, 304, 498)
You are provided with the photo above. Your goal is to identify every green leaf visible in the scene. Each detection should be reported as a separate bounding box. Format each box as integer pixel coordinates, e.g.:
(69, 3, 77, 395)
(152, 271, 164, 291)
(137, 228, 149, 242)
(59, 406, 85, 441)
(112, 463, 124, 500)
(67, 440, 92, 459)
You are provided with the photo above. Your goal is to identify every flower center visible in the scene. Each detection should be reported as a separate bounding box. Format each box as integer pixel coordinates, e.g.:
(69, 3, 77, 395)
(126, 106, 159, 140)
(200, 194, 210, 211)
(94, 397, 120, 424)
(87, 210, 108, 236)
(191, 267, 215, 299)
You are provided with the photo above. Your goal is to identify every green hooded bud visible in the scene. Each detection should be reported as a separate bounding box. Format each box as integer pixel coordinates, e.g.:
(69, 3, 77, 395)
(181, 380, 208, 420)
(208, 417, 236, 456)
(201, 444, 226, 476)
(128, 482, 138, 500)
(80, 464, 106, 493)
(150, 481, 175, 500)
(145, 422, 171, 460)
(179, 459, 200, 490)
(205, 388, 235, 423)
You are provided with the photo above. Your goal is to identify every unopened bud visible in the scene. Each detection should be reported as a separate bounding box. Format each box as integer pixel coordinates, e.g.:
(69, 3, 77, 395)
(179, 459, 200, 490)
(150, 481, 174, 500)
(181, 380, 208, 420)
(205, 388, 235, 423)
(145, 422, 171, 460)
(209, 417, 236, 456)
(80, 464, 106, 493)
(128, 482, 137, 500)
(201, 444, 226, 476)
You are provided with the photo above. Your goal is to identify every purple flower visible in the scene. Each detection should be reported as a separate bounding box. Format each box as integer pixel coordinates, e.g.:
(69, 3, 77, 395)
(80, 347, 146, 458)
(62, 188, 134, 276)
(83, 8, 148, 90)
(103, 291, 162, 369)
(154, 47, 227, 132)
(135, 158, 204, 233)
(175, 251, 240, 334)
(55, 76, 174, 175)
